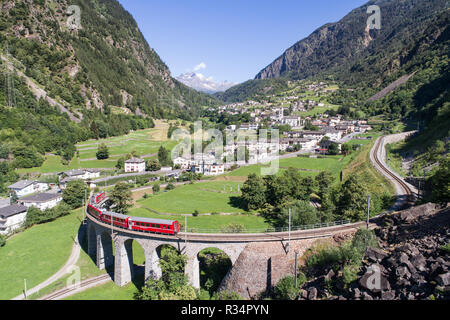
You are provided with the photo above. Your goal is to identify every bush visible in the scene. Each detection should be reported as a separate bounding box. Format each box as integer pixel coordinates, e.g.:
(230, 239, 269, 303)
(273, 276, 299, 300)
(152, 183, 160, 193)
(192, 210, 199, 217)
(0, 234, 6, 247)
(166, 183, 175, 191)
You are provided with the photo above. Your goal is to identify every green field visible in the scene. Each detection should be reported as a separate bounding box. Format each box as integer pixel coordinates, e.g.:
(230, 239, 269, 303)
(137, 181, 244, 215)
(0, 209, 84, 300)
(15, 127, 178, 175)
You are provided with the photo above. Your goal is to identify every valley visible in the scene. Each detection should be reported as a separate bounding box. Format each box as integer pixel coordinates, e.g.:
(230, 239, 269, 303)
(0, 0, 447, 304)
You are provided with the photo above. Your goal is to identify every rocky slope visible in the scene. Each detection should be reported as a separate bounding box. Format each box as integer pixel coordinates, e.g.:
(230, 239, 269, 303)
(299, 203, 450, 300)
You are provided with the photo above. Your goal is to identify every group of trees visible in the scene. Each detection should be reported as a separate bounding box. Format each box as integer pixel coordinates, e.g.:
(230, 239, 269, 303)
(241, 168, 388, 227)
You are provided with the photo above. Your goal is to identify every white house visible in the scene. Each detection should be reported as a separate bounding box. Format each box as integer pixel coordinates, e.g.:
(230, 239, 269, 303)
(124, 158, 146, 173)
(19, 193, 63, 211)
(282, 116, 303, 129)
(60, 169, 100, 181)
(8, 180, 49, 198)
(0, 204, 28, 234)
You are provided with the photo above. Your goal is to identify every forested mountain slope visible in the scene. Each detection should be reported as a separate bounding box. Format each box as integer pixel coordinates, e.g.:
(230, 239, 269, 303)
(0, 0, 218, 188)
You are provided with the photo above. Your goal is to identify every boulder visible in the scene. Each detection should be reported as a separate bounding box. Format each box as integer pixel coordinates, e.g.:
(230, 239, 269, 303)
(359, 264, 390, 292)
(436, 273, 450, 286)
(381, 291, 396, 300)
(307, 287, 318, 300)
(365, 247, 388, 262)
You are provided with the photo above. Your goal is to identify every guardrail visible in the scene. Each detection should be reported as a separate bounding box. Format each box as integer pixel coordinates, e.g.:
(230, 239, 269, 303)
(180, 220, 351, 234)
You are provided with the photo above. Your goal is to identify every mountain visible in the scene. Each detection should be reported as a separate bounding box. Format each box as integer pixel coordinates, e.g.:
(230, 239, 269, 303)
(0, 0, 218, 120)
(0, 0, 219, 177)
(255, 0, 448, 85)
(176, 72, 237, 94)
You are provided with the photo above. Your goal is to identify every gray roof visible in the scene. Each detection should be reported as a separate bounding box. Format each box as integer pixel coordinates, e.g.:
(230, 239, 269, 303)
(0, 204, 28, 219)
(62, 169, 85, 177)
(0, 198, 10, 209)
(20, 193, 62, 203)
(125, 157, 145, 163)
(8, 180, 35, 190)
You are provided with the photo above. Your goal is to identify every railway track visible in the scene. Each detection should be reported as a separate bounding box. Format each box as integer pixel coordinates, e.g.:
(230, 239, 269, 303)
(39, 274, 112, 300)
(85, 134, 415, 242)
(371, 136, 415, 207)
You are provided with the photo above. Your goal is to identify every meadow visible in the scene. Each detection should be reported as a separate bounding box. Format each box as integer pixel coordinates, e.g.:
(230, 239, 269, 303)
(0, 209, 84, 300)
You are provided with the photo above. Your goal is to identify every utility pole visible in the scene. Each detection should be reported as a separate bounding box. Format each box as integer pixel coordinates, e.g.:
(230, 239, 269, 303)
(366, 194, 371, 229)
(288, 208, 291, 253)
(294, 250, 298, 288)
(185, 216, 187, 247)
(24, 279, 27, 299)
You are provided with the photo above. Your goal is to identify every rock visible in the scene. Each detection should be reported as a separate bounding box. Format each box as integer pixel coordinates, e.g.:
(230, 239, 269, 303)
(362, 292, 373, 300)
(300, 289, 308, 299)
(353, 288, 361, 299)
(307, 287, 318, 300)
(325, 269, 335, 281)
(436, 273, 450, 286)
(381, 291, 396, 300)
(410, 253, 427, 272)
(365, 247, 388, 262)
(396, 266, 411, 279)
(359, 264, 390, 292)
(397, 203, 437, 223)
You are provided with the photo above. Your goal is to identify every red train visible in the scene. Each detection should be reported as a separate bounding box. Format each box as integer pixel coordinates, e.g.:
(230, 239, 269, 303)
(87, 204, 179, 235)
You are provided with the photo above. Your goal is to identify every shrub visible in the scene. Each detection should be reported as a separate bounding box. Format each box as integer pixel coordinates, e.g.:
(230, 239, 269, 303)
(273, 276, 299, 300)
(193, 210, 199, 217)
(166, 183, 175, 191)
(0, 234, 6, 247)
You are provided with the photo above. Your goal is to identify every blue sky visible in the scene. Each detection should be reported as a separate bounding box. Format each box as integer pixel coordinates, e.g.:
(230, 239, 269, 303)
(117, 0, 368, 84)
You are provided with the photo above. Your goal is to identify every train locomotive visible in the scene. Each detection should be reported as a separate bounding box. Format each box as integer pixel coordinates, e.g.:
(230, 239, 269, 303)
(87, 193, 179, 235)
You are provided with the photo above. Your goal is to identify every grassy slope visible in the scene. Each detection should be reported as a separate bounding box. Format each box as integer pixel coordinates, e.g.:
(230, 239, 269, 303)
(0, 209, 83, 300)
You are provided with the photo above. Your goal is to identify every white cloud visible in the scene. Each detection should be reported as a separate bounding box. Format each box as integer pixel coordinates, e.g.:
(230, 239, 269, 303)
(193, 62, 206, 72)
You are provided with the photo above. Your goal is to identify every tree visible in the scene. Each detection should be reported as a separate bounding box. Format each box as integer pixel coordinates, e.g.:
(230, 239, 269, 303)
(116, 157, 125, 170)
(147, 159, 161, 172)
(109, 182, 133, 214)
(96, 143, 109, 160)
(135, 246, 196, 300)
(341, 143, 351, 155)
(430, 157, 449, 204)
(62, 180, 89, 209)
(241, 173, 266, 210)
(152, 183, 160, 193)
(278, 200, 320, 227)
(328, 142, 340, 155)
(335, 175, 368, 222)
(315, 171, 334, 201)
(158, 146, 170, 167)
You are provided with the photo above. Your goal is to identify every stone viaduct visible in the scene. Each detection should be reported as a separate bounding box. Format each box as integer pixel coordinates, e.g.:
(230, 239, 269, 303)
(86, 214, 364, 290)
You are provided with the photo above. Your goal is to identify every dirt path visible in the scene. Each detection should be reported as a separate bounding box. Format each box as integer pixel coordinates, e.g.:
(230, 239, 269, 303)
(11, 225, 86, 300)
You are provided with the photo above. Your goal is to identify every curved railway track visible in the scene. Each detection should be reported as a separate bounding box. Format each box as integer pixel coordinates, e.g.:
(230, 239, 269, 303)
(39, 133, 416, 300)
(371, 136, 415, 206)
(85, 134, 415, 242)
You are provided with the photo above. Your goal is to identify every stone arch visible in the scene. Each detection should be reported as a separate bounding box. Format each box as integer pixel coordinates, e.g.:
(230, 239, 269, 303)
(197, 247, 232, 294)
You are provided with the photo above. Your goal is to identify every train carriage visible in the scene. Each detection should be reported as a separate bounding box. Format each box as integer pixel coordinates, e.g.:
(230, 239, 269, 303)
(100, 211, 130, 229)
(129, 217, 179, 235)
(87, 204, 102, 219)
